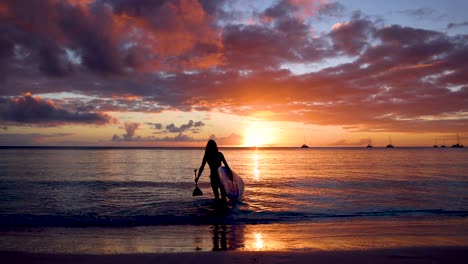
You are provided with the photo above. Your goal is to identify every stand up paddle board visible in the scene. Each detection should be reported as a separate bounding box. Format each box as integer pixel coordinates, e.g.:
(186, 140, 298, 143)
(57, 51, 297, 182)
(218, 166, 244, 200)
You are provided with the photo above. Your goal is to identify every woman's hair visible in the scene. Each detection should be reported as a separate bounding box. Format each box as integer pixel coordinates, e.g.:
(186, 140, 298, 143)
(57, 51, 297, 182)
(204, 139, 218, 158)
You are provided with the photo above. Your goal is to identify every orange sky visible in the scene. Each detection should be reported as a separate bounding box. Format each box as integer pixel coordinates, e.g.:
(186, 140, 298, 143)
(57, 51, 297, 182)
(0, 0, 467, 147)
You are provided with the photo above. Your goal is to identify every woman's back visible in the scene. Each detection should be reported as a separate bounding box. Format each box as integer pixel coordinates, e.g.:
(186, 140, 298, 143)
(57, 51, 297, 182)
(206, 152, 223, 174)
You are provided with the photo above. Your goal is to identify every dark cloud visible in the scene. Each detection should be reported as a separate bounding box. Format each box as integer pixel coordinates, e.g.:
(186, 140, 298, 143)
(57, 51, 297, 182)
(147, 122, 163, 130)
(198, 0, 227, 17)
(0, 0, 223, 79)
(0, 93, 114, 125)
(398, 8, 435, 19)
(0, 0, 122, 76)
(112, 132, 205, 143)
(151, 133, 201, 142)
(329, 15, 376, 56)
(123, 122, 140, 140)
(37, 43, 74, 77)
(222, 22, 317, 69)
(112, 122, 140, 141)
(447, 21, 468, 30)
(112, 120, 206, 143)
(317, 2, 345, 18)
(263, 0, 296, 20)
(163, 120, 205, 133)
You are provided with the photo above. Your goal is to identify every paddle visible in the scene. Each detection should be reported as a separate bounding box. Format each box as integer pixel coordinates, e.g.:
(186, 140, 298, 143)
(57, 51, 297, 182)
(192, 169, 203, 196)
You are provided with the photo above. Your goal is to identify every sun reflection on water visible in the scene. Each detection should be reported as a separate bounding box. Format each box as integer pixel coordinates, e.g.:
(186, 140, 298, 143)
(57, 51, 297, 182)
(252, 153, 260, 181)
(254, 233, 263, 249)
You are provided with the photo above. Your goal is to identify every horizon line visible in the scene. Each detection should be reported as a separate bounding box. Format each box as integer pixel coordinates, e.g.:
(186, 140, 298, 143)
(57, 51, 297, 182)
(0, 145, 464, 149)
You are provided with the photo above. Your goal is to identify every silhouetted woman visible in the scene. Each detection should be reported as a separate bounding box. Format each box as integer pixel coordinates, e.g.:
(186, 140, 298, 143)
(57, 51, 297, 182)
(196, 139, 231, 202)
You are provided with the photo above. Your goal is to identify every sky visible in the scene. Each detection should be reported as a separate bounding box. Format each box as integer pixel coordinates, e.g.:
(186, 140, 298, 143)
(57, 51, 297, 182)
(0, 0, 467, 147)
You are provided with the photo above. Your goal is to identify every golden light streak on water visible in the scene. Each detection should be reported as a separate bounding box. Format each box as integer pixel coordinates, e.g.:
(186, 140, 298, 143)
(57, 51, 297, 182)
(252, 153, 260, 181)
(254, 233, 263, 249)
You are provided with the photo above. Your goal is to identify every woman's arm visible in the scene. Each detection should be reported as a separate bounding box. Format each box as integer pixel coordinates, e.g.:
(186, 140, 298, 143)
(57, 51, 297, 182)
(219, 152, 232, 179)
(220, 152, 230, 170)
(196, 156, 206, 182)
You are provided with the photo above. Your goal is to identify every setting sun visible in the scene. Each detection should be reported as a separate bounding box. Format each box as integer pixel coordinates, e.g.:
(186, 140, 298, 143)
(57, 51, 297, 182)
(243, 122, 276, 147)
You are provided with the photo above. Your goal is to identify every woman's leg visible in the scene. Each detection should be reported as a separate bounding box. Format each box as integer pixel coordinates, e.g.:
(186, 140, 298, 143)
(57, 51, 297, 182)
(219, 184, 227, 201)
(210, 176, 220, 200)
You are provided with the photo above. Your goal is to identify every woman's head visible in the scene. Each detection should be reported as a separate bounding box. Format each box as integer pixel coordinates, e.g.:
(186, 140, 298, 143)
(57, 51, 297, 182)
(205, 139, 218, 156)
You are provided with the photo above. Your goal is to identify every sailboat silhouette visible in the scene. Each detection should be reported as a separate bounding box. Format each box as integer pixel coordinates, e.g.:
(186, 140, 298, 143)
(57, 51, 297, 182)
(301, 132, 309, 148)
(386, 136, 394, 148)
(451, 133, 464, 148)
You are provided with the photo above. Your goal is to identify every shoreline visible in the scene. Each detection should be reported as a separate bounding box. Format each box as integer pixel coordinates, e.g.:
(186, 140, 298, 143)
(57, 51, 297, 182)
(1, 217, 467, 254)
(2, 247, 468, 264)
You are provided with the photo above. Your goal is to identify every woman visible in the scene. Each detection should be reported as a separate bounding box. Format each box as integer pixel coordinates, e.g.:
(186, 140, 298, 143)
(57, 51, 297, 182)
(196, 139, 231, 202)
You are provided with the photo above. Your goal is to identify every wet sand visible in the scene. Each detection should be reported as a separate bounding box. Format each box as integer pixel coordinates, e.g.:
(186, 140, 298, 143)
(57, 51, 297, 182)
(1, 218, 468, 253)
(2, 247, 468, 264)
(1, 218, 467, 263)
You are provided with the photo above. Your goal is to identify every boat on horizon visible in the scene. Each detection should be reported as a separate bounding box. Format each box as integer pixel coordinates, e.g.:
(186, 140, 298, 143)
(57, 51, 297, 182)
(301, 144, 309, 148)
(366, 137, 373, 148)
(386, 136, 394, 148)
(451, 133, 464, 148)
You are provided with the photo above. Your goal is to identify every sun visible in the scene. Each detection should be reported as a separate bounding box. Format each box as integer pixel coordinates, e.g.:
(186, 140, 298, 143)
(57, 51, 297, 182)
(243, 122, 276, 147)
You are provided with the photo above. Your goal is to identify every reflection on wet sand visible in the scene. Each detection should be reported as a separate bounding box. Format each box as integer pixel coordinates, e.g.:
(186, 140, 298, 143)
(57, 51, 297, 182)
(212, 225, 227, 251)
(0, 218, 466, 253)
(242, 219, 468, 251)
(211, 224, 245, 251)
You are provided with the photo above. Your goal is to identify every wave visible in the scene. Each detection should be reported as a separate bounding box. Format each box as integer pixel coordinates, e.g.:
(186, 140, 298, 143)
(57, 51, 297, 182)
(1, 207, 466, 228)
(0, 180, 197, 189)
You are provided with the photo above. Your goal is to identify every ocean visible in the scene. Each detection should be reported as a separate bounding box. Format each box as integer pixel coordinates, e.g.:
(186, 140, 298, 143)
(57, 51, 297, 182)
(0, 147, 467, 252)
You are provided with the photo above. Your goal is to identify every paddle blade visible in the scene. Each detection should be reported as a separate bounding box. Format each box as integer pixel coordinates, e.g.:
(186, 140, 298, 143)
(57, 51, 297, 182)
(192, 185, 203, 196)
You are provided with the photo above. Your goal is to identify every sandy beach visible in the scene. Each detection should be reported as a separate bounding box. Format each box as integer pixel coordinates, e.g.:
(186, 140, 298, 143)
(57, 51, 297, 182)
(2, 247, 468, 264)
(1, 218, 468, 263)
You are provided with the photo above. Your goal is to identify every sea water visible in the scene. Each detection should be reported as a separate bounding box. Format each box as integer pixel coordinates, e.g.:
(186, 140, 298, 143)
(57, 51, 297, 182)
(0, 147, 467, 252)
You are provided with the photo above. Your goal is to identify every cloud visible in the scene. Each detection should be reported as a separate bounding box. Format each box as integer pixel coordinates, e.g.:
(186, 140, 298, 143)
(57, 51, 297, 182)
(147, 122, 163, 130)
(123, 122, 140, 140)
(329, 138, 370, 146)
(398, 8, 435, 19)
(210, 133, 243, 146)
(447, 21, 468, 30)
(112, 132, 205, 143)
(149, 133, 203, 143)
(0, 0, 123, 76)
(0, 0, 223, 79)
(152, 120, 205, 133)
(0, 0, 467, 136)
(112, 122, 140, 141)
(0, 132, 74, 145)
(317, 2, 345, 18)
(0, 93, 114, 125)
(112, 120, 207, 143)
(329, 14, 376, 56)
